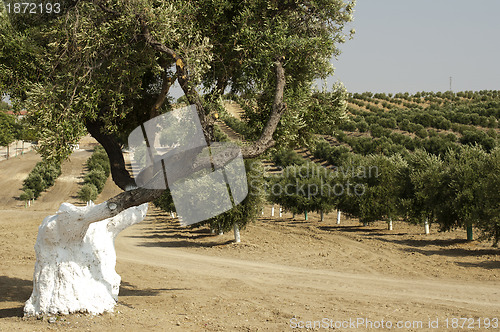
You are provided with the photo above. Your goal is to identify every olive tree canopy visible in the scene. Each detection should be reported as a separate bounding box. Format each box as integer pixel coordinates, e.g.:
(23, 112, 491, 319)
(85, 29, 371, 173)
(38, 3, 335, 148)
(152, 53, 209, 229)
(0, 0, 355, 218)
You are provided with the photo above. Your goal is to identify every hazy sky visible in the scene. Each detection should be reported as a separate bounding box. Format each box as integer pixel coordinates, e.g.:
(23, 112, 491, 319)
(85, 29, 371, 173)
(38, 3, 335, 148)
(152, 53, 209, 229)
(329, 0, 500, 93)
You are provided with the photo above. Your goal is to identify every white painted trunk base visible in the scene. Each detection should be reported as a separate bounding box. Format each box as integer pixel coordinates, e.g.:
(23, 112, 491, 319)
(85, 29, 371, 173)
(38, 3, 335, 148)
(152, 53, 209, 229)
(336, 210, 341, 225)
(388, 218, 393, 231)
(233, 223, 241, 243)
(424, 219, 430, 235)
(24, 202, 148, 316)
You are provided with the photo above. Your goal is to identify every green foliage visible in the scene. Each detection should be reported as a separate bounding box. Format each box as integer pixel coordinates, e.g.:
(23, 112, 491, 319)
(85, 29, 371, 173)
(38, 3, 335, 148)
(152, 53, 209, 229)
(86, 146, 111, 176)
(153, 188, 176, 213)
(0, 110, 17, 146)
(202, 160, 266, 233)
(155, 160, 266, 235)
(84, 169, 108, 192)
(271, 147, 305, 167)
(21, 160, 62, 199)
(220, 113, 256, 139)
(77, 183, 99, 202)
(268, 161, 338, 216)
(1, 0, 355, 162)
(311, 138, 350, 166)
(77, 146, 110, 201)
(19, 188, 34, 201)
(302, 87, 349, 136)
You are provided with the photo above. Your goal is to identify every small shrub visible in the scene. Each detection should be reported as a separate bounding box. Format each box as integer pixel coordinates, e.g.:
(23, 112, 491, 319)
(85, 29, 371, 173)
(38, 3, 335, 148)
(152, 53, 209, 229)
(77, 183, 99, 202)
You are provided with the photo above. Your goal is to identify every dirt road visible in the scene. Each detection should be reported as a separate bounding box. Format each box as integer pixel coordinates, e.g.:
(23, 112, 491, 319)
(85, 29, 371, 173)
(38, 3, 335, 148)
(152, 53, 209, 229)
(0, 144, 499, 331)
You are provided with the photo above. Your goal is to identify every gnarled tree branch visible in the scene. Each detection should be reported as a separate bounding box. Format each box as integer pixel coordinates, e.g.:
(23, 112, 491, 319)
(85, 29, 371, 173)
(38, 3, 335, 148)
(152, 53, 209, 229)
(139, 18, 287, 159)
(241, 57, 286, 158)
(150, 72, 174, 118)
(85, 119, 135, 190)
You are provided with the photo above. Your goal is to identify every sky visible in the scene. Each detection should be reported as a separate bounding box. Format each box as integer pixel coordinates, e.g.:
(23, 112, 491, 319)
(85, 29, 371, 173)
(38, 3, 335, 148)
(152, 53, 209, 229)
(328, 0, 500, 94)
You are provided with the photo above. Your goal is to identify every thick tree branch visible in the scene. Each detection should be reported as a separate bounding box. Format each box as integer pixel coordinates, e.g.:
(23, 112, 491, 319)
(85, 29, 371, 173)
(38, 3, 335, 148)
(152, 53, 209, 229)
(139, 18, 287, 160)
(241, 57, 287, 158)
(85, 119, 135, 190)
(150, 72, 174, 118)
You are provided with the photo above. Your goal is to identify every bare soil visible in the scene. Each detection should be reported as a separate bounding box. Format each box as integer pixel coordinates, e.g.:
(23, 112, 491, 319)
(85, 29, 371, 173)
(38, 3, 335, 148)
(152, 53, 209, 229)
(0, 145, 499, 331)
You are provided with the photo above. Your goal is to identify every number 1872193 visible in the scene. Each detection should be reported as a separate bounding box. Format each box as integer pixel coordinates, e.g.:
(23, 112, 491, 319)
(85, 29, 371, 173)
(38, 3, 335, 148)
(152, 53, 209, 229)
(5, 2, 61, 14)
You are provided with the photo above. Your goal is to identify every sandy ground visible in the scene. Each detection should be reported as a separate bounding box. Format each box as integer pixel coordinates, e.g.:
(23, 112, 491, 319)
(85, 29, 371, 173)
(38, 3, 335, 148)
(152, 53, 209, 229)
(0, 144, 499, 331)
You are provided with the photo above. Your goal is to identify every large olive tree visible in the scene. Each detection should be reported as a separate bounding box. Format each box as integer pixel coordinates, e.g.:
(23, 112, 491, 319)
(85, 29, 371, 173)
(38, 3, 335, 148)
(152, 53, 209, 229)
(1, 0, 355, 315)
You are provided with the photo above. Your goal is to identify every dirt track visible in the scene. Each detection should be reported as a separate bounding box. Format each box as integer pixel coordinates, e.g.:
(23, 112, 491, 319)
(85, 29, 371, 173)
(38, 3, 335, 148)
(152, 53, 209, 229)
(0, 144, 499, 331)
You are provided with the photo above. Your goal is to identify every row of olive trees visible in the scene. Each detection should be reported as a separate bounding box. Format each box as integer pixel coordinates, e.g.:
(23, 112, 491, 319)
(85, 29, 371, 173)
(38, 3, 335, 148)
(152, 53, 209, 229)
(19, 161, 62, 203)
(154, 159, 266, 243)
(267, 145, 500, 246)
(77, 146, 111, 202)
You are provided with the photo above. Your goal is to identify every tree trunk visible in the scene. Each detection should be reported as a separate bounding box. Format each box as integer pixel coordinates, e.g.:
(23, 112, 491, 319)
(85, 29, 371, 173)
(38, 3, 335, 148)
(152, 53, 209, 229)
(424, 219, 430, 235)
(388, 218, 393, 231)
(466, 225, 473, 241)
(6, 144, 9, 160)
(24, 202, 148, 316)
(233, 222, 240, 243)
(279, 207, 282, 218)
(320, 210, 324, 222)
(304, 211, 308, 221)
(336, 210, 341, 225)
(271, 205, 274, 217)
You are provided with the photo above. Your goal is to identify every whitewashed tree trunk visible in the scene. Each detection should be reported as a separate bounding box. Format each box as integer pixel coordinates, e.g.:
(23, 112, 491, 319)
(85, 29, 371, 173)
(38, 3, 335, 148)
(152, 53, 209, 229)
(271, 205, 275, 217)
(336, 210, 341, 225)
(233, 222, 240, 243)
(24, 201, 148, 316)
(388, 218, 393, 231)
(261, 207, 264, 215)
(424, 219, 430, 235)
(279, 207, 282, 218)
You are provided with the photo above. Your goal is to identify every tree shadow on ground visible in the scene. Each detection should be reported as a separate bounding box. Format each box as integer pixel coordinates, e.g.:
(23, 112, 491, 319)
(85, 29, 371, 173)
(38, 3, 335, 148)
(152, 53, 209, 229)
(134, 221, 236, 247)
(139, 239, 234, 248)
(377, 237, 499, 260)
(119, 281, 189, 297)
(128, 230, 214, 241)
(456, 261, 500, 269)
(0, 276, 32, 318)
(318, 225, 381, 233)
